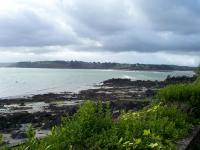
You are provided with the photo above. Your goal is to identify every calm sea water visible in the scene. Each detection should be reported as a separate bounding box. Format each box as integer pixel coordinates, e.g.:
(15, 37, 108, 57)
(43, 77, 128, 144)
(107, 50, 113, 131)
(0, 68, 194, 98)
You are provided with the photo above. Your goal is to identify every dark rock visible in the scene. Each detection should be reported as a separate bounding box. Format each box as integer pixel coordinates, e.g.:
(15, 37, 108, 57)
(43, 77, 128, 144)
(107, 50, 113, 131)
(165, 75, 197, 84)
(11, 130, 27, 139)
(177, 126, 200, 150)
(19, 103, 25, 106)
(110, 100, 150, 112)
(103, 78, 132, 86)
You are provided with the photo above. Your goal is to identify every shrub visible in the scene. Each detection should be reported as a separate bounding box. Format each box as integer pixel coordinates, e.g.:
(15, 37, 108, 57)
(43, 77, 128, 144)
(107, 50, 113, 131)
(12, 101, 192, 150)
(14, 101, 119, 150)
(118, 103, 191, 149)
(157, 81, 200, 117)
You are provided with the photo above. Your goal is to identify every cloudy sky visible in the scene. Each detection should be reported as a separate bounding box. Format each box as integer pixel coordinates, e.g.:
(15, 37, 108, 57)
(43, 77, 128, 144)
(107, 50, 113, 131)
(0, 0, 200, 66)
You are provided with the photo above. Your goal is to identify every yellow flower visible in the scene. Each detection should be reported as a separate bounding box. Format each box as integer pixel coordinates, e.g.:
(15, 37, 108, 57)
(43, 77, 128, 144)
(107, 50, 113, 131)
(134, 138, 142, 145)
(149, 143, 159, 148)
(143, 129, 151, 136)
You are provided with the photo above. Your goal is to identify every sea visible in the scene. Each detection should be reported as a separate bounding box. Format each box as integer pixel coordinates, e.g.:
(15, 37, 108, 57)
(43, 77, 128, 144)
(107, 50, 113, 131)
(0, 68, 194, 98)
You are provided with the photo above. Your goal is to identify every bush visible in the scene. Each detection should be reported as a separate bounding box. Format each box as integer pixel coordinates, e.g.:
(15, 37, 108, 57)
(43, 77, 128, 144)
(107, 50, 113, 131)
(157, 81, 200, 117)
(118, 103, 191, 149)
(14, 101, 119, 150)
(157, 82, 200, 117)
(12, 101, 192, 150)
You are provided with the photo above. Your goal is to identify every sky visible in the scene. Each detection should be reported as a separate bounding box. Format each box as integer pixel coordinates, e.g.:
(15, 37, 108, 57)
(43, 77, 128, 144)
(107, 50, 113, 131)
(0, 0, 200, 66)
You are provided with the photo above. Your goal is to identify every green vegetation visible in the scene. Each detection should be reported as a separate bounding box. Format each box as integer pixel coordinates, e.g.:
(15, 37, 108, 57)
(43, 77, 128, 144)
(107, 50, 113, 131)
(157, 73, 200, 118)
(0, 101, 191, 150)
(118, 103, 191, 149)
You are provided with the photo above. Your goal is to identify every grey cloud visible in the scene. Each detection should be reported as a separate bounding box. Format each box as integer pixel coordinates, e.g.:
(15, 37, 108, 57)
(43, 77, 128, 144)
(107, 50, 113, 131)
(63, 0, 200, 52)
(1, 0, 200, 54)
(101, 30, 200, 52)
(67, 0, 131, 33)
(63, 0, 138, 38)
(0, 8, 80, 47)
(133, 0, 200, 34)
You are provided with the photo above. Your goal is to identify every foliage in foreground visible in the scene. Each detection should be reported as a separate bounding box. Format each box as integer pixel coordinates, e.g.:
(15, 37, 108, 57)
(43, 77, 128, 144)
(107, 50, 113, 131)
(157, 77, 200, 117)
(1, 101, 191, 150)
(119, 103, 191, 149)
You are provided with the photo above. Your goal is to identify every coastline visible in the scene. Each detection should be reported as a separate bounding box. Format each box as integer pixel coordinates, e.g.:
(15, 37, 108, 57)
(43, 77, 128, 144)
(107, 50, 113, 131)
(0, 75, 197, 146)
(0, 66, 195, 72)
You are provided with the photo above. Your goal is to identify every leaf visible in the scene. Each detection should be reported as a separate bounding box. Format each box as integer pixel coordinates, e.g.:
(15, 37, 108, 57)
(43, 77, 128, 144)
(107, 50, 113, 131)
(118, 137, 123, 144)
(45, 145, 52, 150)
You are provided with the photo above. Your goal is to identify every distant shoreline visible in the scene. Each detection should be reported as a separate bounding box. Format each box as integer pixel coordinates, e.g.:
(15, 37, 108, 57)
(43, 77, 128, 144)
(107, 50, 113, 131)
(0, 61, 196, 71)
(0, 66, 195, 72)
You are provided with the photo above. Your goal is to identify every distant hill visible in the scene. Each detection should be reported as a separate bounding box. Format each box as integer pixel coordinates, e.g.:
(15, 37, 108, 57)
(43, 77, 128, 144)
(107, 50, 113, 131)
(0, 63, 12, 67)
(0, 61, 196, 71)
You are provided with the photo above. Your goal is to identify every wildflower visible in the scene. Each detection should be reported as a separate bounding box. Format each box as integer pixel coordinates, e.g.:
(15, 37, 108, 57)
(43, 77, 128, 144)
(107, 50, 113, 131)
(134, 138, 141, 145)
(143, 129, 151, 136)
(149, 142, 159, 148)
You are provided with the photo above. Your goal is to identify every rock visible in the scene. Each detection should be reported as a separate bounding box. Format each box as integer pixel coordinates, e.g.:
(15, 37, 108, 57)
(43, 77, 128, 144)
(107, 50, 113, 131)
(103, 78, 132, 86)
(165, 75, 197, 84)
(110, 100, 150, 112)
(177, 126, 200, 150)
(19, 103, 25, 106)
(11, 130, 27, 139)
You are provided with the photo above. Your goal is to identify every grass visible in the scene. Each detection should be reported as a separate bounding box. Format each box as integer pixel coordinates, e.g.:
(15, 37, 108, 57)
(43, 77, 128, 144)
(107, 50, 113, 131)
(157, 77, 200, 118)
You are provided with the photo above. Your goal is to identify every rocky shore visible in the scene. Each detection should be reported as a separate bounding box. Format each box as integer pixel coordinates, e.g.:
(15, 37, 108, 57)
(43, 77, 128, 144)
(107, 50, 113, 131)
(0, 75, 197, 146)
